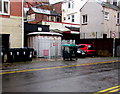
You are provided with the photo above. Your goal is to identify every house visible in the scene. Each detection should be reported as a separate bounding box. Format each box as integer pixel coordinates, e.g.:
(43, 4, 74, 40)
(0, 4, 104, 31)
(79, 0, 120, 56)
(61, 0, 88, 42)
(24, 1, 61, 24)
(0, 0, 23, 50)
(24, 1, 73, 40)
(80, 0, 120, 39)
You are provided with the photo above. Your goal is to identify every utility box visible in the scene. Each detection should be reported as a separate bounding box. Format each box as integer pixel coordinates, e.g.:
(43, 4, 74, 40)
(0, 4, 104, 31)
(27, 32, 62, 58)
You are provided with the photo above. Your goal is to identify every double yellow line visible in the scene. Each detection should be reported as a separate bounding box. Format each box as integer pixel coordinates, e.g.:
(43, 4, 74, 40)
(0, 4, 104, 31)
(95, 85, 120, 94)
(0, 60, 119, 75)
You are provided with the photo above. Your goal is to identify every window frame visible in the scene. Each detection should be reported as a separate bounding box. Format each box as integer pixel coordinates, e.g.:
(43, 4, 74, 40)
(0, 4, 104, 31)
(68, 15, 70, 20)
(72, 1, 74, 8)
(117, 12, 120, 25)
(0, 0, 10, 15)
(104, 11, 109, 20)
(82, 14, 88, 25)
(71, 15, 74, 22)
(68, 2, 70, 8)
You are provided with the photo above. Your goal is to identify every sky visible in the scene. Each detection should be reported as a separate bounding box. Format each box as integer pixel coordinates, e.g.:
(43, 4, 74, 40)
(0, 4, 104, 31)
(49, 0, 63, 4)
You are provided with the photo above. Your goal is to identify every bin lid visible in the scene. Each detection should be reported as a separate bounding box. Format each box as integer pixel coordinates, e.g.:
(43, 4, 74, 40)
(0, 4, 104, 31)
(63, 44, 78, 47)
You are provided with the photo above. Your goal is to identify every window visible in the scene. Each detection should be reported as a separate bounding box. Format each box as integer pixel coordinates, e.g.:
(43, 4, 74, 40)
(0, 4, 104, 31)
(78, 45, 85, 48)
(72, 15, 74, 22)
(68, 15, 70, 20)
(64, 17, 66, 21)
(68, 1, 74, 8)
(0, 0, 2, 13)
(72, 1, 74, 8)
(68, 2, 70, 8)
(104, 12, 109, 20)
(82, 14, 87, 24)
(51, 16, 54, 21)
(0, 0, 10, 15)
(117, 12, 120, 24)
(119, 32, 120, 38)
(56, 17, 61, 22)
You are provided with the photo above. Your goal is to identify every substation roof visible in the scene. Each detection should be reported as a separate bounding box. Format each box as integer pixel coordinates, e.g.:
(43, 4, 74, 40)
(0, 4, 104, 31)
(27, 32, 62, 36)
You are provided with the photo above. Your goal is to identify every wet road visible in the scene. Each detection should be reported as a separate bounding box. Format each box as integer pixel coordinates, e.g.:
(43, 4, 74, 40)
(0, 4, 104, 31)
(1, 57, 120, 92)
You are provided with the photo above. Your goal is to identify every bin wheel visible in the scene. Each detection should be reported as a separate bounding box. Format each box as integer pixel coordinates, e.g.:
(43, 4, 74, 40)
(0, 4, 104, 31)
(76, 58, 78, 60)
(70, 58, 72, 61)
(4, 54, 8, 63)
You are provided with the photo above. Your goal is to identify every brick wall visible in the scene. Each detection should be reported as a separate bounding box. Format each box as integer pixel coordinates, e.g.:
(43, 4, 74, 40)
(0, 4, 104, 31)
(10, 1, 22, 17)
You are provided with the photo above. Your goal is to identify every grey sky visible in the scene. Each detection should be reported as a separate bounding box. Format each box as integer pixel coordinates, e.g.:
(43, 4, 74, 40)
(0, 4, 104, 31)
(49, 0, 63, 4)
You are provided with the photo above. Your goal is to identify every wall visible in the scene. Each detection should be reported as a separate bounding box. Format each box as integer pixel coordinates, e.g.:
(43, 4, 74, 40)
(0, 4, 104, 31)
(103, 7, 119, 38)
(0, 0, 23, 48)
(80, 0, 104, 39)
(10, 1, 22, 17)
(62, 0, 87, 24)
(0, 17, 23, 48)
(52, 2, 62, 14)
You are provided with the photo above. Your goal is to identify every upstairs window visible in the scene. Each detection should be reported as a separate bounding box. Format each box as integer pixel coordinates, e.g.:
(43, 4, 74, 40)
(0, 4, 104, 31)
(72, 1, 74, 8)
(68, 2, 70, 8)
(82, 14, 87, 24)
(0, 0, 2, 12)
(117, 12, 120, 24)
(104, 12, 109, 20)
(68, 1, 74, 8)
(0, 0, 10, 15)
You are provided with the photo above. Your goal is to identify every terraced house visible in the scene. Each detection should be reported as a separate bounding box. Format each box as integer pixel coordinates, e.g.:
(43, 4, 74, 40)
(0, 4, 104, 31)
(0, 0, 23, 50)
(79, 0, 120, 56)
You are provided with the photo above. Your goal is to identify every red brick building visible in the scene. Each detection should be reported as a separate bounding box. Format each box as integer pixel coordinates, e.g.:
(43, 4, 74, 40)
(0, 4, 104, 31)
(24, 0, 62, 24)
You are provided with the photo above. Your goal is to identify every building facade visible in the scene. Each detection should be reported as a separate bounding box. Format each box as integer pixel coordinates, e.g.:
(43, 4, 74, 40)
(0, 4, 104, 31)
(0, 0, 23, 49)
(62, 0, 88, 24)
(80, 0, 120, 39)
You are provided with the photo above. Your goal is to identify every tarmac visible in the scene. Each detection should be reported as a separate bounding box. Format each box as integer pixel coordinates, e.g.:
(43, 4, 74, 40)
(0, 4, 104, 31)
(1, 56, 120, 72)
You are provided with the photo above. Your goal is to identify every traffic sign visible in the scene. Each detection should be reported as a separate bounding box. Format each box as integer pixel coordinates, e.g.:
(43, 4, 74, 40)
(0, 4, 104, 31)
(112, 31, 116, 38)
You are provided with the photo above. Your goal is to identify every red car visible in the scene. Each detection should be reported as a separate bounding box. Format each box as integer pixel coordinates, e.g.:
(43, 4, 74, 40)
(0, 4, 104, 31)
(78, 44, 96, 56)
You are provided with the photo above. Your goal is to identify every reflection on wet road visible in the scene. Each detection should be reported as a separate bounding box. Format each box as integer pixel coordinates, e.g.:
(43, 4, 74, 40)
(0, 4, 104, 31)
(2, 61, 120, 92)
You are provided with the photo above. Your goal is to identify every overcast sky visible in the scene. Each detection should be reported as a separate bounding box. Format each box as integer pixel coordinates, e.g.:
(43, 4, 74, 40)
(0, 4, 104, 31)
(49, 0, 63, 4)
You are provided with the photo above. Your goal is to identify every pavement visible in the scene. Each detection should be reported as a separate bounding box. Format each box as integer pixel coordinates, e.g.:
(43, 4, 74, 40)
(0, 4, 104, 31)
(1, 57, 120, 72)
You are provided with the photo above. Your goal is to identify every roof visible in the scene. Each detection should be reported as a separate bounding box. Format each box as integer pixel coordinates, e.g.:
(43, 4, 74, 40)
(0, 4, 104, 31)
(65, 26, 80, 31)
(63, 44, 78, 47)
(27, 32, 62, 36)
(31, 7, 50, 14)
(31, 7, 60, 16)
(98, 1, 120, 10)
(80, 0, 120, 11)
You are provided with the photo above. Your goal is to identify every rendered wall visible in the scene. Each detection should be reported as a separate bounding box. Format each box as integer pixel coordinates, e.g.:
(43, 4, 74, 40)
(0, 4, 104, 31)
(0, 16, 23, 48)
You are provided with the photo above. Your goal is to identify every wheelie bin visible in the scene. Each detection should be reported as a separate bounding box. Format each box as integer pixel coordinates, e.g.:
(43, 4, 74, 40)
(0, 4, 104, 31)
(27, 48, 34, 61)
(62, 44, 78, 61)
(21, 48, 28, 62)
(7, 48, 15, 63)
(1, 48, 8, 63)
(14, 48, 22, 62)
(1, 48, 4, 63)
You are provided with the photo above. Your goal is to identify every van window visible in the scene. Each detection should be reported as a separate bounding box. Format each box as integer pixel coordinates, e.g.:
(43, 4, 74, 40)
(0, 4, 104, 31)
(78, 45, 85, 48)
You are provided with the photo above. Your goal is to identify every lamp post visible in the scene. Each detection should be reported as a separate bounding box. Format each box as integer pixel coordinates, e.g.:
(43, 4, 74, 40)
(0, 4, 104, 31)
(112, 31, 116, 57)
(113, 38, 115, 57)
